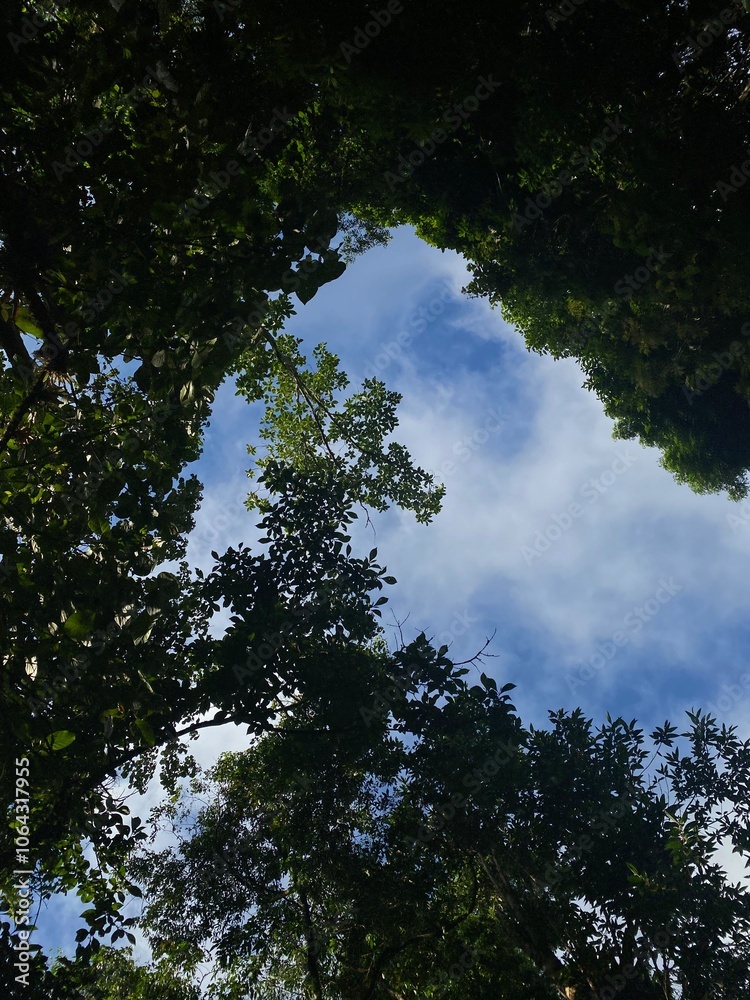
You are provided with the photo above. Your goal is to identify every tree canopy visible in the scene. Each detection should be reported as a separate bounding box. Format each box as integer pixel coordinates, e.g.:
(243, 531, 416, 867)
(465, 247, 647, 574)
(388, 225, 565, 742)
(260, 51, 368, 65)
(120, 654, 750, 999)
(4, 0, 750, 496)
(2, 0, 750, 995)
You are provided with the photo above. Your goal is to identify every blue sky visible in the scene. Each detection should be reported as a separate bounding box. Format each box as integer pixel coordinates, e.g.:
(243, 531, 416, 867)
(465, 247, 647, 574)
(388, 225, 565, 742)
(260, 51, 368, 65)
(191, 224, 750, 737)
(36, 223, 750, 959)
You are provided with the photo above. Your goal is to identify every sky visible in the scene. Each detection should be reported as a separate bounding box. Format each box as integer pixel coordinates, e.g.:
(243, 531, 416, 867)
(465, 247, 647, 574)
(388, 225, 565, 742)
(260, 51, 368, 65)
(191, 223, 750, 736)
(36, 223, 750, 960)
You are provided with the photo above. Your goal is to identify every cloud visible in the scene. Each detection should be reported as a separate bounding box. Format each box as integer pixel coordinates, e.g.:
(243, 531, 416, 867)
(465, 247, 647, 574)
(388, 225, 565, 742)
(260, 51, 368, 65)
(36, 224, 750, 959)
(274, 227, 750, 739)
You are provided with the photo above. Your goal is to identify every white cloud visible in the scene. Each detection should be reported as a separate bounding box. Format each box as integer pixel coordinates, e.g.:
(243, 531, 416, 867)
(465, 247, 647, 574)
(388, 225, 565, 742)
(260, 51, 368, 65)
(278, 228, 750, 737)
(38, 223, 750, 962)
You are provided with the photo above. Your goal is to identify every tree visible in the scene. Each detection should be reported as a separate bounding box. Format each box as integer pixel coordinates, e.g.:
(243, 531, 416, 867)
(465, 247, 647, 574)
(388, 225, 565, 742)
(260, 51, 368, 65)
(1, 0, 439, 946)
(222, 0, 750, 496)
(353, 0, 750, 497)
(0, 940, 202, 1000)
(5, 0, 750, 986)
(131, 637, 546, 1000)
(6, 0, 750, 504)
(132, 660, 750, 999)
(233, 327, 443, 523)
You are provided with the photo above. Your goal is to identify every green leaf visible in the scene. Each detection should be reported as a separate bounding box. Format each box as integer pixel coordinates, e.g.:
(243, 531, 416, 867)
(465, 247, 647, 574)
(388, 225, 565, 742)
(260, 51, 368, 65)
(63, 610, 96, 639)
(47, 730, 77, 751)
(296, 280, 319, 305)
(135, 718, 156, 746)
(13, 306, 44, 337)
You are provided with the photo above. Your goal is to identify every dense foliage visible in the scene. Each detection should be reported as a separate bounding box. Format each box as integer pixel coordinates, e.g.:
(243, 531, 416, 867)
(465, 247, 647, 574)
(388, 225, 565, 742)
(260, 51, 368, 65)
(132, 691, 750, 1000)
(2, 0, 750, 995)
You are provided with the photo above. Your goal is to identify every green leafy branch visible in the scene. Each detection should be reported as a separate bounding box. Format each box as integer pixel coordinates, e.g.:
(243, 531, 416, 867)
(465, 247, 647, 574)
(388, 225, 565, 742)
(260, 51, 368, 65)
(233, 322, 444, 524)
